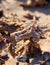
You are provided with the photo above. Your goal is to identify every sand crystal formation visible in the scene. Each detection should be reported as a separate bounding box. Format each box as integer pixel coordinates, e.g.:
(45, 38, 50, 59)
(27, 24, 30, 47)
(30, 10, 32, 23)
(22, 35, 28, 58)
(0, 0, 50, 65)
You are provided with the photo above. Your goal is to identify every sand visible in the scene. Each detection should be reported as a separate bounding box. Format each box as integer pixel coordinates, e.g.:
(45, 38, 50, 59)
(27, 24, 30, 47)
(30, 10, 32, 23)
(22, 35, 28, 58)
(0, 0, 50, 65)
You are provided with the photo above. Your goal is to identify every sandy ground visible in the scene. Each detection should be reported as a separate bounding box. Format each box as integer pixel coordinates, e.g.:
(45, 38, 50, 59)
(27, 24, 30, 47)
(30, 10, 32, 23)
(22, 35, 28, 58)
(0, 0, 50, 65)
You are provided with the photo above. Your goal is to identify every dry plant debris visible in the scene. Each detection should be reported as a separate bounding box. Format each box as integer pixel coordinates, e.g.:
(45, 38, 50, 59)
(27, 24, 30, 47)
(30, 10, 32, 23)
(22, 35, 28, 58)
(0, 11, 50, 65)
(0, 11, 47, 65)
(0, 13, 43, 55)
(0, 1, 50, 65)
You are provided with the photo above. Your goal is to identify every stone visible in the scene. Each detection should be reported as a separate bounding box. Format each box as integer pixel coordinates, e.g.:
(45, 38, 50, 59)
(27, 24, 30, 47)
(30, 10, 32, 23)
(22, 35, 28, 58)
(1, 51, 8, 59)
(17, 56, 29, 63)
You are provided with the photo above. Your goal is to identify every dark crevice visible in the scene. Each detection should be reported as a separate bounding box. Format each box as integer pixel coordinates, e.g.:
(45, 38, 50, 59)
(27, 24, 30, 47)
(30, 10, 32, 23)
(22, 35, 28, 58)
(0, 10, 3, 18)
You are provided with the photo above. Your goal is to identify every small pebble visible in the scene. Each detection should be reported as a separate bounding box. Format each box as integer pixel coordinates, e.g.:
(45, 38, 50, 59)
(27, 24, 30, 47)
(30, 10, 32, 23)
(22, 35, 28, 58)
(17, 56, 29, 63)
(1, 51, 8, 59)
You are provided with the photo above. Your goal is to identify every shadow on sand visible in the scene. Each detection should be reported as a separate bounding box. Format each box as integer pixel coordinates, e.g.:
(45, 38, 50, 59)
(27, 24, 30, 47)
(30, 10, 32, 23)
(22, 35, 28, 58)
(29, 52, 50, 65)
(17, 0, 50, 15)
(23, 5, 50, 15)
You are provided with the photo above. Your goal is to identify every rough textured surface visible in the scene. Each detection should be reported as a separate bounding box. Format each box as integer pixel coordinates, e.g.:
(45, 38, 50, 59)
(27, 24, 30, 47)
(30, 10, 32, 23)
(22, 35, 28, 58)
(0, 0, 50, 65)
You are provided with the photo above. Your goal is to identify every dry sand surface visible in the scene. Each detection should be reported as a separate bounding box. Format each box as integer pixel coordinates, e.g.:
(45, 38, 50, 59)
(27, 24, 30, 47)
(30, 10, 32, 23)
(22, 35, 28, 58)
(0, 0, 50, 65)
